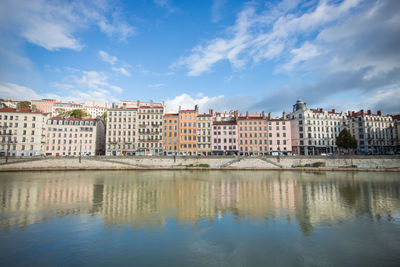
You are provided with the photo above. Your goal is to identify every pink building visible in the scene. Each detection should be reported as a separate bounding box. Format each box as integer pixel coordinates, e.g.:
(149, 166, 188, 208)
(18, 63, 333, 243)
(211, 121, 238, 155)
(31, 99, 57, 114)
(267, 117, 292, 155)
(45, 117, 105, 156)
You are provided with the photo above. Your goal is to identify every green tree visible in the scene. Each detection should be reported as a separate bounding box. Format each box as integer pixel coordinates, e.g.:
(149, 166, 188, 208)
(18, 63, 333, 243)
(17, 101, 31, 109)
(336, 128, 357, 154)
(67, 109, 91, 118)
(100, 111, 107, 126)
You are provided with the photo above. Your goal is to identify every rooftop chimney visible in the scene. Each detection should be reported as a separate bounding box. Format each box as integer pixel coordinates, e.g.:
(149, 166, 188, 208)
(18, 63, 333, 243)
(195, 105, 198, 112)
(367, 109, 371, 115)
(377, 110, 382, 116)
(246, 111, 249, 119)
(209, 109, 213, 116)
(268, 112, 271, 120)
(262, 111, 265, 119)
(332, 109, 336, 113)
(282, 111, 286, 120)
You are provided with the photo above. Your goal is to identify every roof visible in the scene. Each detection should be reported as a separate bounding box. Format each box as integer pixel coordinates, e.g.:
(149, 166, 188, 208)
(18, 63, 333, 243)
(0, 107, 47, 114)
(198, 114, 212, 117)
(237, 116, 264, 120)
(164, 113, 179, 116)
(213, 121, 237, 125)
(49, 116, 97, 122)
(139, 105, 163, 109)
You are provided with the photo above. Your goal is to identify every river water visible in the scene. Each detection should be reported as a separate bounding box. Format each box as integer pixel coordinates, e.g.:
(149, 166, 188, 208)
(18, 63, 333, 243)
(0, 171, 400, 266)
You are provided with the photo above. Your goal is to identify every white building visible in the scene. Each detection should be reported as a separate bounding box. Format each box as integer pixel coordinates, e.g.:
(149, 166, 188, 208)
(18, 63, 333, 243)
(348, 110, 395, 154)
(106, 107, 138, 156)
(0, 108, 49, 156)
(289, 99, 347, 155)
(53, 102, 83, 116)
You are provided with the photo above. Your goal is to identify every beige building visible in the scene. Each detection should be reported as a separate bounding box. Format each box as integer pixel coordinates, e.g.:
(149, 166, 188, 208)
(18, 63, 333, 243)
(53, 102, 83, 116)
(137, 101, 164, 156)
(45, 117, 105, 156)
(105, 108, 137, 156)
(197, 111, 213, 156)
(83, 101, 110, 118)
(289, 99, 347, 155)
(348, 110, 395, 154)
(178, 106, 198, 155)
(0, 107, 49, 156)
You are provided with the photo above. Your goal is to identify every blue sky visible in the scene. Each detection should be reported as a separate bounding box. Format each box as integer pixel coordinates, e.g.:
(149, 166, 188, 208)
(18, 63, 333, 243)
(0, 0, 399, 114)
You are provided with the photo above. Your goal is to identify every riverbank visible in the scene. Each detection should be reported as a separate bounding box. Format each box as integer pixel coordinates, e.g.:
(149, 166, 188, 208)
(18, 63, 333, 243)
(0, 155, 399, 172)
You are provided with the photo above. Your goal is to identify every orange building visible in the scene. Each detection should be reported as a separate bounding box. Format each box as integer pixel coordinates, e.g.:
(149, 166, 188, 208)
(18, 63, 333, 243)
(178, 105, 198, 155)
(237, 112, 269, 156)
(163, 113, 179, 155)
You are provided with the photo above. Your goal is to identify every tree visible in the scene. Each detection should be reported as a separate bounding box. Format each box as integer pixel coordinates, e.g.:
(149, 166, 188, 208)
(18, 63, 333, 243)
(336, 128, 357, 154)
(67, 109, 90, 119)
(17, 101, 31, 109)
(100, 111, 107, 126)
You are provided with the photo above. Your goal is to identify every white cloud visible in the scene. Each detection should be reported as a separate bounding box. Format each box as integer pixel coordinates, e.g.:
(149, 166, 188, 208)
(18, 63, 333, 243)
(0, 82, 41, 100)
(165, 93, 254, 113)
(211, 0, 227, 23)
(148, 83, 165, 88)
(112, 67, 131, 77)
(99, 50, 118, 65)
(153, 0, 178, 14)
(109, 85, 123, 93)
(174, 0, 362, 76)
(0, 0, 135, 51)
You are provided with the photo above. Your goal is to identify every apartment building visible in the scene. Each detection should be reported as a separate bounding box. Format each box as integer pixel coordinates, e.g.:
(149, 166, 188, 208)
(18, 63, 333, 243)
(197, 111, 213, 156)
(178, 105, 198, 155)
(268, 116, 292, 155)
(105, 108, 137, 156)
(163, 113, 179, 155)
(137, 101, 164, 156)
(237, 112, 268, 156)
(211, 121, 238, 155)
(393, 115, 400, 153)
(31, 99, 57, 114)
(348, 110, 395, 154)
(289, 99, 347, 155)
(83, 101, 110, 118)
(0, 108, 49, 156)
(45, 117, 105, 156)
(53, 102, 83, 116)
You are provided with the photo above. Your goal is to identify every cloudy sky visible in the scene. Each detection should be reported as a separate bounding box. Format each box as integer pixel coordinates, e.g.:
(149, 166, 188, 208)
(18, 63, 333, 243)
(0, 0, 399, 114)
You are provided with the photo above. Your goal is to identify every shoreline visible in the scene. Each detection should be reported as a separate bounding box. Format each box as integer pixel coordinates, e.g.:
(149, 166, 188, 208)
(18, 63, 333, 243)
(1, 156, 399, 172)
(0, 167, 399, 172)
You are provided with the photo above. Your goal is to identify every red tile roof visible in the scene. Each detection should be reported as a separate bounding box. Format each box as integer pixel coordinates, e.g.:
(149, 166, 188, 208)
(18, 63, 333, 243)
(0, 107, 47, 114)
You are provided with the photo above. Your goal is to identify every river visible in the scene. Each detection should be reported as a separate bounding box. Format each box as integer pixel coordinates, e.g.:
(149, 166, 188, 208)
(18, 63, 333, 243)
(1, 170, 400, 266)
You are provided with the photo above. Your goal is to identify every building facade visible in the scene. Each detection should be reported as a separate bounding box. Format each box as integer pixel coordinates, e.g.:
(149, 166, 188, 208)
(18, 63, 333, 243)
(267, 117, 292, 155)
(0, 108, 49, 156)
(289, 99, 347, 155)
(211, 121, 238, 155)
(105, 108, 137, 156)
(197, 111, 213, 156)
(45, 117, 105, 156)
(53, 102, 83, 116)
(348, 110, 395, 154)
(31, 99, 57, 114)
(178, 106, 198, 155)
(237, 113, 268, 156)
(137, 101, 164, 156)
(163, 113, 179, 155)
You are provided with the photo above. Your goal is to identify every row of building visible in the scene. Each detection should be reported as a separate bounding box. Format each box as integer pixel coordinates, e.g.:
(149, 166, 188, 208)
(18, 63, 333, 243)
(0, 98, 399, 156)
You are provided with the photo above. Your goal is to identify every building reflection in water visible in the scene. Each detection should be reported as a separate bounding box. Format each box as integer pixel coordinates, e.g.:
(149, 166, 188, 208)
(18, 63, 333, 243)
(1, 171, 399, 233)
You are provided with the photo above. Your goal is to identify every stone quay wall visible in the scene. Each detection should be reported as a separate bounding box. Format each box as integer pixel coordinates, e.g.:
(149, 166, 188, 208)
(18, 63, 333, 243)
(0, 155, 399, 171)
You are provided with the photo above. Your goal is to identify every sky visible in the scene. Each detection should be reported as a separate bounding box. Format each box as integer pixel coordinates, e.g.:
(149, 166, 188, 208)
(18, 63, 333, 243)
(0, 0, 399, 114)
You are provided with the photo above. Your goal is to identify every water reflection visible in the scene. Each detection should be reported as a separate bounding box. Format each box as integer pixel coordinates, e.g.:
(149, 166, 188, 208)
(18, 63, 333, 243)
(1, 171, 399, 233)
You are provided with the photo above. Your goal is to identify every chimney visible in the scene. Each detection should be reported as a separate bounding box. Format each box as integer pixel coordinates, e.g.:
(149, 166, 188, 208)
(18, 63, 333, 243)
(268, 112, 271, 120)
(282, 111, 286, 120)
(178, 105, 181, 112)
(377, 110, 382, 116)
(137, 100, 140, 108)
(367, 109, 371, 115)
(332, 109, 336, 113)
(150, 100, 153, 107)
(195, 105, 198, 112)
(246, 111, 249, 119)
(209, 109, 213, 116)
(262, 111, 265, 119)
